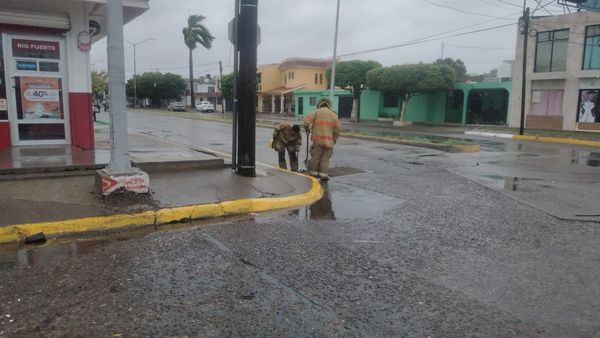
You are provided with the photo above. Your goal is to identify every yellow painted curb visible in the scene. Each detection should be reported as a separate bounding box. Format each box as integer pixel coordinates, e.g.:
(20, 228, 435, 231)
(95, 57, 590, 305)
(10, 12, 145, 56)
(514, 135, 600, 148)
(0, 176, 323, 244)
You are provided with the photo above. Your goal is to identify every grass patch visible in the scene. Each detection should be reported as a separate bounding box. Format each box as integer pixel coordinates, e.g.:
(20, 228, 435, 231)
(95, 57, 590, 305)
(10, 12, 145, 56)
(350, 131, 476, 146)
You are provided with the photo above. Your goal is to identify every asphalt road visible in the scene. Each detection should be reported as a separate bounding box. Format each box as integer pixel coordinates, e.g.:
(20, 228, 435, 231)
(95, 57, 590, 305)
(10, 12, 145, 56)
(0, 111, 598, 337)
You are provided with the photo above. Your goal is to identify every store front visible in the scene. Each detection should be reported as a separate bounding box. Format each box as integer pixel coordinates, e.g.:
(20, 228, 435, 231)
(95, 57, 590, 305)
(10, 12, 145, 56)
(0, 0, 149, 150)
(3, 35, 70, 145)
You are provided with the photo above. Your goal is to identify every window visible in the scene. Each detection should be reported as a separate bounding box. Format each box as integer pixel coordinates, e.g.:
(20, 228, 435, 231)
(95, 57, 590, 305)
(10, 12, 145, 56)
(383, 93, 398, 108)
(288, 72, 291, 80)
(291, 72, 295, 80)
(319, 73, 323, 84)
(583, 25, 600, 70)
(309, 97, 317, 105)
(535, 29, 569, 72)
(315, 73, 318, 84)
(257, 72, 262, 91)
(530, 90, 564, 116)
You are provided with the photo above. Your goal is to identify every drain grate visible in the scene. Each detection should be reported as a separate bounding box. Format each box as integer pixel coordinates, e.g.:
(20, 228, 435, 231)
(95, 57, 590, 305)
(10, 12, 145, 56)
(328, 166, 365, 177)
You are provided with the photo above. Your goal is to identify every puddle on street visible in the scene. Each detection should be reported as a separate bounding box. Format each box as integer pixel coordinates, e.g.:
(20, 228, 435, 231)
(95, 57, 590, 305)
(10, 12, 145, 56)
(290, 182, 404, 221)
(478, 175, 544, 192)
(571, 151, 600, 168)
(0, 214, 254, 271)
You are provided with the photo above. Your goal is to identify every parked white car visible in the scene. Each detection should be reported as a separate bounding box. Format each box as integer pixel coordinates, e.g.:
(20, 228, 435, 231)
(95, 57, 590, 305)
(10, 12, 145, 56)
(195, 101, 215, 113)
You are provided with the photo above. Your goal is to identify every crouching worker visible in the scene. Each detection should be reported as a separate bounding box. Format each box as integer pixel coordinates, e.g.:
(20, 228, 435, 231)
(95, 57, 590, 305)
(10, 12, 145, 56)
(303, 98, 340, 181)
(272, 123, 302, 172)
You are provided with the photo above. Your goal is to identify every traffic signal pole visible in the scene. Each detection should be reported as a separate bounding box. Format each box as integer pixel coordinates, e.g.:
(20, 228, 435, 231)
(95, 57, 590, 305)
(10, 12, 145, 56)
(236, 0, 258, 177)
(231, 0, 240, 172)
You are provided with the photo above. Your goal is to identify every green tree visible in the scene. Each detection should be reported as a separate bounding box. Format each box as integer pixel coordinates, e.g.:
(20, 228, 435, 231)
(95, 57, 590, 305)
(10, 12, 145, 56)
(183, 14, 214, 108)
(326, 60, 381, 121)
(91, 71, 108, 103)
(435, 58, 467, 82)
(367, 63, 456, 122)
(220, 74, 234, 101)
(126, 72, 186, 107)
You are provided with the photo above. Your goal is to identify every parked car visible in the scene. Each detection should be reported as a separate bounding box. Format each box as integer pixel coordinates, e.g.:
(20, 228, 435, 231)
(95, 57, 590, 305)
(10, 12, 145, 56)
(167, 102, 186, 112)
(195, 101, 215, 113)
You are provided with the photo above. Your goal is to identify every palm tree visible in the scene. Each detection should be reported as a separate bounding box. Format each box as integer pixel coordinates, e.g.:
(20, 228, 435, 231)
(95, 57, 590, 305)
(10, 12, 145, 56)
(183, 14, 214, 108)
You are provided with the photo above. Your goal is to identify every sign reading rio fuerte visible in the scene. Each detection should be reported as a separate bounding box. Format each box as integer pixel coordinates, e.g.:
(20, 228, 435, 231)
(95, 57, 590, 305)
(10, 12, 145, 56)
(12, 39, 60, 59)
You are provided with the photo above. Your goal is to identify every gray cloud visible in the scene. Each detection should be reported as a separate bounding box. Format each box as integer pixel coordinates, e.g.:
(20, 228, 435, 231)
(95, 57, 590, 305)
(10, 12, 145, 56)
(91, 0, 568, 78)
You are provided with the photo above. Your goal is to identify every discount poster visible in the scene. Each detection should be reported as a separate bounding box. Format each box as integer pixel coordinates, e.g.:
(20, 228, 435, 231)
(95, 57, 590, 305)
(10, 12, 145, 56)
(19, 77, 62, 119)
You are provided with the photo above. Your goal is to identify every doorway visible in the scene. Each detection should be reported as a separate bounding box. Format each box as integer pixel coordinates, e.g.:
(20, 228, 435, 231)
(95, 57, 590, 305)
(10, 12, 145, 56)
(3, 34, 70, 146)
(338, 95, 353, 118)
(298, 97, 304, 115)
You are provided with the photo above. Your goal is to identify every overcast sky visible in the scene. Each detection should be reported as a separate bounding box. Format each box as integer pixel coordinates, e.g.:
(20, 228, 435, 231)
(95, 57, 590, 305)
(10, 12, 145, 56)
(91, 0, 570, 79)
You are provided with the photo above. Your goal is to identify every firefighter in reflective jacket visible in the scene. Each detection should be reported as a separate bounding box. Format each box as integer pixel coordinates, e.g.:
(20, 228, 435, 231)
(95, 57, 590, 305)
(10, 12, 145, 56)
(303, 98, 340, 181)
(272, 123, 302, 171)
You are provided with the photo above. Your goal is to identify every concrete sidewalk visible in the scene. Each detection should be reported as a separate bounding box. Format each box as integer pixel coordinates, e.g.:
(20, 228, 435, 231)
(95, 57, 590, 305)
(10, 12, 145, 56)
(0, 117, 322, 243)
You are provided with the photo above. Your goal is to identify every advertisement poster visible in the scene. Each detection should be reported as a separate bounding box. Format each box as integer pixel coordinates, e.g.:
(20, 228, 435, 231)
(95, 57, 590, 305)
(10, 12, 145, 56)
(19, 77, 62, 119)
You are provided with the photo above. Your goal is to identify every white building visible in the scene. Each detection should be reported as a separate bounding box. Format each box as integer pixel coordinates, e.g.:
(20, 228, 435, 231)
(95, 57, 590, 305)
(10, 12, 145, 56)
(0, 0, 149, 150)
(510, 11, 600, 131)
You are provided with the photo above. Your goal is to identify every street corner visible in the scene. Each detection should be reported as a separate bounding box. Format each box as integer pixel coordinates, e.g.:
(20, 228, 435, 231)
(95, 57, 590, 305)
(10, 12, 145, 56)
(0, 168, 323, 244)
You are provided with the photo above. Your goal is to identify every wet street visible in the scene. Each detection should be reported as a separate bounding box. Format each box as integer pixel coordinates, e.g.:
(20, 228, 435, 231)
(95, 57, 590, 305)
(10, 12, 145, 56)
(1, 111, 599, 337)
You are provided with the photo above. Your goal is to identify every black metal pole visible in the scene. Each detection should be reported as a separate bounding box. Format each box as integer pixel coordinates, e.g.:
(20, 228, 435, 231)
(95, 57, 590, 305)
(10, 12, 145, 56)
(236, 0, 258, 177)
(219, 60, 225, 115)
(232, 0, 240, 171)
(519, 7, 530, 136)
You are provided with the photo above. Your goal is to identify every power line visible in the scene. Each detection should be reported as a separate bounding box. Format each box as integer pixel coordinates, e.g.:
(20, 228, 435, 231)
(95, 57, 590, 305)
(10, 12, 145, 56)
(444, 43, 514, 50)
(423, 0, 518, 20)
(339, 22, 517, 58)
(496, 0, 523, 8)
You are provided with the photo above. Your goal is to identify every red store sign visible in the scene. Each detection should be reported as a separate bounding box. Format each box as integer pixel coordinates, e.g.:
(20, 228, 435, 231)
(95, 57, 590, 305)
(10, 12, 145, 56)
(12, 39, 60, 59)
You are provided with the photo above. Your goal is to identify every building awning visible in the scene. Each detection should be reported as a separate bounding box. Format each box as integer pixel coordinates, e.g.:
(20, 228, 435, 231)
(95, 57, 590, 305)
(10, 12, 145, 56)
(0, 0, 149, 43)
(0, 9, 70, 30)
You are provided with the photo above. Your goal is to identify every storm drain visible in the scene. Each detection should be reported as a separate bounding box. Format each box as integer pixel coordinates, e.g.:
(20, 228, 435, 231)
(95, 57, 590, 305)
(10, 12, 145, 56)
(328, 166, 365, 177)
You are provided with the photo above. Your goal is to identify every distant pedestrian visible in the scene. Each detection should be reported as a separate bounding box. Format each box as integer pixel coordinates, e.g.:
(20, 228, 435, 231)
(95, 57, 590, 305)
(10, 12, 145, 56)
(303, 98, 340, 181)
(272, 122, 302, 172)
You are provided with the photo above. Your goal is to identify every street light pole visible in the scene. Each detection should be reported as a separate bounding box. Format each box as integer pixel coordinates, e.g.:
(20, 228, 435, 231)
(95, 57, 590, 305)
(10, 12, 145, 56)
(125, 38, 154, 108)
(329, 0, 341, 103)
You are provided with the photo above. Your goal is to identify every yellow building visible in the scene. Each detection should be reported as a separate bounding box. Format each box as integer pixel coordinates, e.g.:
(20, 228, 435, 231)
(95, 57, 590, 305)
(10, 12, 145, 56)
(257, 58, 330, 114)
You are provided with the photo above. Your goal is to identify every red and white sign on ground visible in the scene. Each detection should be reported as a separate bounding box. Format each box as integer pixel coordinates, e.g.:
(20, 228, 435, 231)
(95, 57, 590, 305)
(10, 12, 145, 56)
(97, 168, 150, 195)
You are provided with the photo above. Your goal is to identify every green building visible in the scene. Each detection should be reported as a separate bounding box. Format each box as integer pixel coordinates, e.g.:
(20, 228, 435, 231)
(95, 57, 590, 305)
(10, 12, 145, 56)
(294, 82, 512, 125)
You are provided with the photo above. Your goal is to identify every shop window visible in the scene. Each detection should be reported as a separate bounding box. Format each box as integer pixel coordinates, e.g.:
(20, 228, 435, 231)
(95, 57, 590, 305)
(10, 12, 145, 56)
(583, 25, 600, 70)
(530, 90, 564, 116)
(309, 97, 317, 105)
(577, 89, 600, 123)
(535, 29, 569, 73)
(18, 124, 65, 140)
(383, 93, 398, 108)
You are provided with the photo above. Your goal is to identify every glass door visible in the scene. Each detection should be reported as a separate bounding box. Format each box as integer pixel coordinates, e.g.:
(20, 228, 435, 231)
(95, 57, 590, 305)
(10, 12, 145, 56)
(4, 34, 69, 145)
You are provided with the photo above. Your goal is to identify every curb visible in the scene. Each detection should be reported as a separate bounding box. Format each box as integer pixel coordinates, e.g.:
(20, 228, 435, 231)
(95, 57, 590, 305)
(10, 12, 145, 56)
(466, 131, 600, 148)
(0, 174, 323, 244)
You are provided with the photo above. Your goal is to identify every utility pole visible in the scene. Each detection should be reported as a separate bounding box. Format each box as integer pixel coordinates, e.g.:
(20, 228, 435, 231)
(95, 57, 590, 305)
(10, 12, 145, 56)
(236, 0, 258, 177)
(329, 0, 341, 102)
(97, 0, 149, 196)
(219, 60, 225, 115)
(232, 0, 240, 171)
(519, 5, 530, 136)
(106, 0, 133, 175)
(441, 41, 445, 59)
